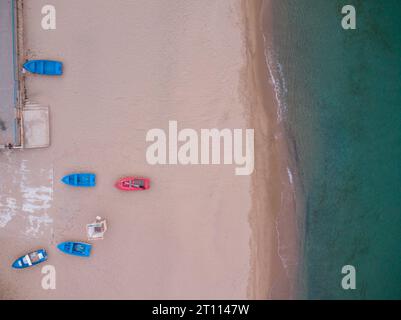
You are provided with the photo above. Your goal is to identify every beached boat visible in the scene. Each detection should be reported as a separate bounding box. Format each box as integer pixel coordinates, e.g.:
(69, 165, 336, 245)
(57, 242, 92, 257)
(61, 173, 96, 187)
(23, 60, 63, 76)
(87, 216, 108, 241)
(115, 177, 150, 191)
(12, 249, 48, 269)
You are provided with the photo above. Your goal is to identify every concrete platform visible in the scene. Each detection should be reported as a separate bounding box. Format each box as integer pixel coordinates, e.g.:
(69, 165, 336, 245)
(22, 105, 50, 148)
(0, 0, 17, 146)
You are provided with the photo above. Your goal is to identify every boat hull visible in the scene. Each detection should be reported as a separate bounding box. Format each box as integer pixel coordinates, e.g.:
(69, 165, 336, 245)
(12, 249, 48, 269)
(23, 60, 63, 76)
(115, 177, 150, 191)
(61, 173, 96, 187)
(57, 242, 92, 257)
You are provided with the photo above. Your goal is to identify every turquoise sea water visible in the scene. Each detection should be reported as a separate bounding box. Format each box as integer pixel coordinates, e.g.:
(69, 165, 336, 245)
(267, 0, 401, 299)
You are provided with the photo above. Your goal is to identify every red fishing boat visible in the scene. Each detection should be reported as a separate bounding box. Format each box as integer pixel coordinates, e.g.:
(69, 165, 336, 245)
(115, 177, 150, 191)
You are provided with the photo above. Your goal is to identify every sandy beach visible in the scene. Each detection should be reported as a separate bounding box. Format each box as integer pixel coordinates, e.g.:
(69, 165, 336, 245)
(0, 0, 297, 299)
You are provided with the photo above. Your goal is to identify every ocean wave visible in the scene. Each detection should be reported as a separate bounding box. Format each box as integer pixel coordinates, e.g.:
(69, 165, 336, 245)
(287, 166, 294, 185)
(262, 32, 302, 298)
(262, 34, 289, 122)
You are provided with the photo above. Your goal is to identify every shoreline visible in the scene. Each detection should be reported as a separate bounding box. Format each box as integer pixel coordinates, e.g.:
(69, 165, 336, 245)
(242, 0, 299, 299)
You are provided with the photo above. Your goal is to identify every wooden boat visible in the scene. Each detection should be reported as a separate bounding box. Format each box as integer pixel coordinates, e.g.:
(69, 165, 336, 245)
(23, 60, 63, 76)
(115, 177, 150, 191)
(12, 249, 48, 269)
(61, 173, 96, 187)
(57, 242, 92, 257)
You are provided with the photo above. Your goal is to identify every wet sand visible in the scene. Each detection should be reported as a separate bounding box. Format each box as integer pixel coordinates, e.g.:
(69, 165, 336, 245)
(0, 0, 295, 299)
(243, 0, 298, 299)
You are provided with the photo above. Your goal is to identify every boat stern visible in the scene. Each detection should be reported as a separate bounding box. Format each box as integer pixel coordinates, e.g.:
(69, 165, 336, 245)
(39, 249, 48, 262)
(55, 62, 63, 75)
(84, 244, 92, 257)
(89, 174, 96, 187)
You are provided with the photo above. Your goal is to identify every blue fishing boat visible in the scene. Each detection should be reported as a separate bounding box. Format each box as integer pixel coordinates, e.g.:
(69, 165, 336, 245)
(61, 173, 96, 187)
(57, 242, 92, 257)
(12, 249, 48, 269)
(23, 60, 63, 76)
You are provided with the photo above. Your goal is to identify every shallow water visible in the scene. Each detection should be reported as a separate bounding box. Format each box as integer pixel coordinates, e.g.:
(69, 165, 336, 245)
(267, 0, 401, 299)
